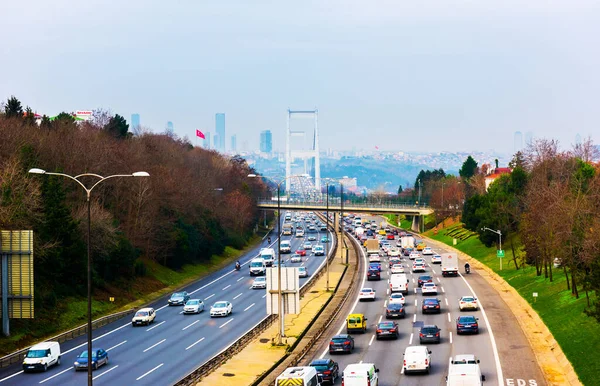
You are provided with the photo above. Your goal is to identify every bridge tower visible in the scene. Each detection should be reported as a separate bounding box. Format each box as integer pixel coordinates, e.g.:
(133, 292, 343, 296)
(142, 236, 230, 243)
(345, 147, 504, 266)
(285, 109, 321, 193)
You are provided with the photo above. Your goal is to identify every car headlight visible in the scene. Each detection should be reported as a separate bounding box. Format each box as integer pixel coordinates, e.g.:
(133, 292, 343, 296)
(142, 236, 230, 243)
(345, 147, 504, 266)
(74, 361, 80, 365)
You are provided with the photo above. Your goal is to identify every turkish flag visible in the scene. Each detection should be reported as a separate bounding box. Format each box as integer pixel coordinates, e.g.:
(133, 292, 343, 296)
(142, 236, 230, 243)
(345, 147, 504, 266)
(196, 129, 205, 139)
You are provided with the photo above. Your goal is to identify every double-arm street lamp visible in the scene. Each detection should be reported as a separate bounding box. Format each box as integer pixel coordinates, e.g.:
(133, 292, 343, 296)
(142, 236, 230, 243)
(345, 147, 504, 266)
(29, 168, 149, 386)
(481, 227, 503, 270)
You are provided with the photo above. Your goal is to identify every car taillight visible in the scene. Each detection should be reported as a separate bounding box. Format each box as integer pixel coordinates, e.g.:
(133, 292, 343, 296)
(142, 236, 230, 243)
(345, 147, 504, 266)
(376, 329, 382, 333)
(403, 359, 406, 367)
(344, 341, 351, 345)
(425, 359, 428, 365)
(324, 370, 331, 375)
(420, 333, 424, 337)
(460, 302, 465, 304)
(329, 341, 334, 345)
(435, 305, 440, 308)
(436, 332, 440, 336)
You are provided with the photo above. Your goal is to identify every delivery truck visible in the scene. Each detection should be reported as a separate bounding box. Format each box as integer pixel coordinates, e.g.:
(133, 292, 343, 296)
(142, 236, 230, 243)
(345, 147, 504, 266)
(365, 239, 380, 255)
(441, 253, 459, 277)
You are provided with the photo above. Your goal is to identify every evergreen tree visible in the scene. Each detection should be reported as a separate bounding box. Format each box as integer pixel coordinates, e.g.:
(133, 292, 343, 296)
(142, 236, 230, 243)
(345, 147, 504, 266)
(40, 115, 52, 129)
(459, 156, 478, 179)
(105, 114, 129, 138)
(397, 185, 403, 195)
(4, 96, 23, 118)
(23, 106, 37, 126)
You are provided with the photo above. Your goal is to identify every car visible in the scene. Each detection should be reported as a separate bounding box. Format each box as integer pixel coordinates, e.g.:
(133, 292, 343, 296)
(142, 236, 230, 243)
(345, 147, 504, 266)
(456, 315, 479, 334)
(416, 242, 426, 251)
(252, 277, 267, 289)
(320, 225, 328, 232)
(409, 252, 420, 260)
(210, 301, 232, 317)
(392, 229, 399, 235)
(403, 247, 413, 256)
(431, 254, 442, 264)
(422, 282, 438, 295)
(422, 247, 433, 255)
(369, 262, 382, 272)
(419, 325, 441, 344)
(388, 292, 405, 304)
(321, 236, 329, 243)
(414, 257, 425, 265)
(308, 235, 317, 241)
(183, 299, 205, 314)
(386, 234, 395, 240)
(389, 257, 401, 267)
(168, 291, 190, 306)
(295, 248, 307, 256)
(422, 298, 441, 314)
(388, 248, 400, 257)
(403, 345, 432, 374)
(385, 302, 406, 319)
(313, 245, 325, 256)
(74, 348, 108, 371)
(417, 275, 433, 287)
(131, 307, 156, 326)
(290, 253, 303, 263)
(412, 263, 426, 272)
(459, 296, 479, 311)
(396, 240, 403, 247)
(378, 229, 387, 235)
(390, 264, 404, 274)
(368, 254, 381, 263)
(309, 358, 340, 384)
(272, 260, 286, 268)
(298, 266, 309, 278)
(358, 287, 376, 301)
(367, 268, 381, 281)
(303, 241, 313, 250)
(376, 321, 399, 340)
(329, 334, 355, 354)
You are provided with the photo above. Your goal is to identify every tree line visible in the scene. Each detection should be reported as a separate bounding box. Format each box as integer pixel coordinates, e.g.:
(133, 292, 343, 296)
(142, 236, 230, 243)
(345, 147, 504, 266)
(0, 96, 267, 308)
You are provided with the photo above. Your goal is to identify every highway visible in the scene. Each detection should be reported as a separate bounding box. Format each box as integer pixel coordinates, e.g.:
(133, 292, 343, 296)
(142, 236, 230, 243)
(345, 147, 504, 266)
(305, 216, 545, 386)
(0, 214, 334, 386)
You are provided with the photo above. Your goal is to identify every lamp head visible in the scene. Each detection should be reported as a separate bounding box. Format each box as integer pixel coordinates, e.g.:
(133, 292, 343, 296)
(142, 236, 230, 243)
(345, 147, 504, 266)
(247, 174, 258, 178)
(132, 171, 150, 177)
(28, 168, 46, 174)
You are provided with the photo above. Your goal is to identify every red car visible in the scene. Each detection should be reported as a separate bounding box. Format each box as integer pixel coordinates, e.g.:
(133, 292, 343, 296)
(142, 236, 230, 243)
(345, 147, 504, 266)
(295, 248, 307, 256)
(386, 234, 395, 240)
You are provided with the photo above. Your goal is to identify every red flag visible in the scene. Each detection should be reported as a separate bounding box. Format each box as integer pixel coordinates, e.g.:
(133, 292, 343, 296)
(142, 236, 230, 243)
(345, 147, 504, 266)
(196, 129, 205, 139)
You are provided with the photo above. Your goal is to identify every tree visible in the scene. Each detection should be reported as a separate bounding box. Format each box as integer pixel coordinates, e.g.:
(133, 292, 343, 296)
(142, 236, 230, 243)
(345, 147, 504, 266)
(397, 185, 403, 195)
(23, 107, 37, 126)
(4, 96, 23, 118)
(105, 114, 129, 138)
(459, 156, 478, 179)
(53, 112, 76, 127)
(509, 151, 525, 169)
(40, 115, 52, 129)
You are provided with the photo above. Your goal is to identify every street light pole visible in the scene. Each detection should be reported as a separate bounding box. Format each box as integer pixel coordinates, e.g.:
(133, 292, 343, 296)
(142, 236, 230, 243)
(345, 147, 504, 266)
(28, 169, 149, 386)
(277, 183, 284, 342)
(482, 227, 503, 270)
(326, 182, 330, 291)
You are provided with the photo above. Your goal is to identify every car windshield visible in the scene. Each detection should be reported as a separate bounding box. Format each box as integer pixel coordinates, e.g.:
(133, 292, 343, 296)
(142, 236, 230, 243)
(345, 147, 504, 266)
(78, 351, 98, 358)
(187, 300, 199, 305)
(361, 288, 373, 292)
(462, 297, 475, 302)
(312, 365, 329, 371)
(459, 316, 476, 323)
(172, 292, 184, 298)
(391, 294, 403, 298)
(255, 277, 265, 282)
(388, 303, 402, 310)
(332, 337, 349, 343)
(26, 350, 48, 358)
(250, 261, 263, 267)
(420, 276, 432, 280)
(213, 302, 228, 308)
(299, 267, 306, 271)
(421, 327, 438, 333)
(135, 311, 148, 317)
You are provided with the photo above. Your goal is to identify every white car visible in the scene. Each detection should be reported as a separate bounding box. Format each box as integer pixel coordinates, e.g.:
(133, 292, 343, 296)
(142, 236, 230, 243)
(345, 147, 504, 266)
(388, 248, 400, 257)
(389, 292, 405, 304)
(183, 299, 205, 314)
(368, 254, 381, 263)
(298, 266, 309, 278)
(459, 296, 479, 311)
(396, 240, 403, 247)
(412, 263, 426, 272)
(422, 247, 434, 255)
(431, 254, 442, 264)
(313, 245, 325, 256)
(409, 252, 421, 260)
(308, 235, 317, 241)
(210, 301, 232, 317)
(415, 258, 425, 265)
(422, 283, 438, 295)
(358, 288, 376, 301)
(290, 254, 303, 263)
(403, 346, 432, 374)
(252, 277, 267, 289)
(131, 307, 156, 326)
(390, 264, 405, 274)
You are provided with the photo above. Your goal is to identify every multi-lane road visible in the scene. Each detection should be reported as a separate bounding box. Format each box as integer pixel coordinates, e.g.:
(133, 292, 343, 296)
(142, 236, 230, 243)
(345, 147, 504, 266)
(306, 216, 545, 386)
(0, 218, 333, 386)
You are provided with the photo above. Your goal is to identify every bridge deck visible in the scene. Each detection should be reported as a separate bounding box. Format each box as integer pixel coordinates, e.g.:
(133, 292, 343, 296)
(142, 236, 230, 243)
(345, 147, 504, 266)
(256, 200, 433, 216)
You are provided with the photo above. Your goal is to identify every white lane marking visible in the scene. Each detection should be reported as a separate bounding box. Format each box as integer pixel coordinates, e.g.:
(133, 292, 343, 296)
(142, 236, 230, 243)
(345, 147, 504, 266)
(262, 294, 267, 298)
(136, 363, 164, 381)
(185, 337, 205, 350)
(143, 339, 166, 353)
(222, 284, 231, 291)
(205, 293, 215, 301)
(244, 303, 256, 312)
(219, 318, 234, 328)
(368, 335, 375, 346)
(413, 314, 417, 323)
(414, 288, 417, 294)
(93, 365, 119, 380)
(378, 315, 382, 323)
(437, 277, 441, 283)
(233, 293, 243, 300)
(386, 288, 390, 295)
(359, 360, 363, 364)
(441, 286, 445, 293)
(248, 286, 253, 290)
(409, 332, 414, 345)
(179, 311, 184, 314)
(106, 340, 127, 351)
(449, 331, 453, 344)
(182, 320, 200, 330)
(414, 299, 418, 307)
(447, 312, 451, 323)
(0, 371, 23, 383)
(237, 277, 244, 282)
(156, 304, 168, 312)
(39, 367, 71, 384)
(146, 321, 165, 331)
(459, 271, 504, 385)
(412, 278, 415, 284)
(383, 300, 387, 307)
(445, 298, 449, 306)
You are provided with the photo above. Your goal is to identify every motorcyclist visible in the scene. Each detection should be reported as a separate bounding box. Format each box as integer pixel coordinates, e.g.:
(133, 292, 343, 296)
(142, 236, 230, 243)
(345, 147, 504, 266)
(235, 260, 241, 270)
(268, 236, 271, 244)
(465, 262, 471, 273)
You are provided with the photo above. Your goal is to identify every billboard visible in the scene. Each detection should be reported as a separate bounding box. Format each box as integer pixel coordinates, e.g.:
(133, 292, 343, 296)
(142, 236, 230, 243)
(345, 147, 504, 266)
(1, 231, 34, 322)
(266, 267, 300, 315)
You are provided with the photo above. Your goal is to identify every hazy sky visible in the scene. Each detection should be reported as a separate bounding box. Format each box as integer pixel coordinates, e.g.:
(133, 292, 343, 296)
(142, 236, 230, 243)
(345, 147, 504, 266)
(2, 1, 599, 154)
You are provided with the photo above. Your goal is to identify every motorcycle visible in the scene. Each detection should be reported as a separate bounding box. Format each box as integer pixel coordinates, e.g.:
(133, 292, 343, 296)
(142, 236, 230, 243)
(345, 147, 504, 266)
(235, 263, 241, 271)
(465, 265, 471, 274)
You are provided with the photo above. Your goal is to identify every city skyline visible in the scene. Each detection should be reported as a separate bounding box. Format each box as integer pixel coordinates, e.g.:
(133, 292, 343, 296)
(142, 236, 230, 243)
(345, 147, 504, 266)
(215, 113, 226, 153)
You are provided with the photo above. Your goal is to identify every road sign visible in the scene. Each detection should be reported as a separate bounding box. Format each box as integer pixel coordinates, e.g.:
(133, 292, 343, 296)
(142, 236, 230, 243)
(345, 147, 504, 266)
(497, 250, 505, 258)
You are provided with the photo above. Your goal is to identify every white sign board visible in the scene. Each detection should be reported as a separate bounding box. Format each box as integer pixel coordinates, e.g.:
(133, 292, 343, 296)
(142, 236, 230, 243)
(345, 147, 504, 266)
(266, 267, 300, 315)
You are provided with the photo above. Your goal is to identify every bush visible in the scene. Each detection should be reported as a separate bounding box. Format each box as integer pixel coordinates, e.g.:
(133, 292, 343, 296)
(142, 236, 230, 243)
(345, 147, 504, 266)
(134, 260, 147, 277)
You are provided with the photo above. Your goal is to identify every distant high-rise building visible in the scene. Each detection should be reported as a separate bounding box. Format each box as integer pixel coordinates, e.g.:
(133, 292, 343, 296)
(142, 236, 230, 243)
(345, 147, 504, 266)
(215, 113, 225, 152)
(204, 132, 211, 149)
(230, 135, 237, 153)
(575, 133, 582, 145)
(525, 131, 534, 146)
(260, 130, 272, 153)
(131, 114, 140, 130)
(514, 131, 523, 153)
(166, 121, 174, 136)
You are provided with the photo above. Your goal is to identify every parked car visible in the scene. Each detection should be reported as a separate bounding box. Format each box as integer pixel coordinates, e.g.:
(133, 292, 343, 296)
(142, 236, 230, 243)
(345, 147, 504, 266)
(168, 291, 190, 306)
(459, 296, 479, 311)
(456, 315, 479, 335)
(422, 298, 441, 314)
(183, 299, 205, 314)
(74, 348, 108, 371)
(329, 334, 355, 354)
(385, 302, 406, 319)
(132, 307, 156, 326)
(376, 321, 399, 340)
(419, 325, 441, 344)
(309, 358, 339, 384)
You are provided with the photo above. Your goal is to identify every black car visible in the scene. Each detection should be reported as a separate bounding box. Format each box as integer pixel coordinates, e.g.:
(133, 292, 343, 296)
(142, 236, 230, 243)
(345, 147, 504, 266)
(389, 258, 401, 268)
(367, 268, 381, 281)
(309, 358, 339, 384)
(329, 334, 355, 354)
(418, 275, 433, 288)
(168, 291, 190, 306)
(419, 325, 441, 344)
(456, 315, 480, 335)
(422, 298, 441, 314)
(376, 321, 399, 340)
(385, 302, 406, 319)
(392, 229, 399, 235)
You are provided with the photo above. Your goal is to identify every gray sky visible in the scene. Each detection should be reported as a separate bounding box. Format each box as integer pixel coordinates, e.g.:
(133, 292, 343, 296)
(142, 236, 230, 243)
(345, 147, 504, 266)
(2, 0, 599, 154)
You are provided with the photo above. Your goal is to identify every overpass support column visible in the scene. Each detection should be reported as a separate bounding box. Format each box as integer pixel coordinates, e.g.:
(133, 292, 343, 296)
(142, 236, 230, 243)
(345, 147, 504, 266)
(411, 215, 421, 233)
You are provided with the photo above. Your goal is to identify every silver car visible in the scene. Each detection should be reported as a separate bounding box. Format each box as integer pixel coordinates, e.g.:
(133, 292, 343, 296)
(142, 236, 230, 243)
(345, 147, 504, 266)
(298, 266, 309, 278)
(252, 277, 267, 289)
(183, 299, 205, 314)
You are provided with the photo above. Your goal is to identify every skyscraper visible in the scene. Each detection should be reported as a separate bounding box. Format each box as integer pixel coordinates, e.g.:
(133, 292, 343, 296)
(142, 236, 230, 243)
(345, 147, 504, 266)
(215, 113, 225, 152)
(525, 131, 534, 147)
(166, 121, 174, 136)
(230, 135, 237, 153)
(260, 130, 272, 153)
(131, 114, 140, 130)
(575, 133, 582, 145)
(204, 132, 211, 149)
(514, 131, 523, 153)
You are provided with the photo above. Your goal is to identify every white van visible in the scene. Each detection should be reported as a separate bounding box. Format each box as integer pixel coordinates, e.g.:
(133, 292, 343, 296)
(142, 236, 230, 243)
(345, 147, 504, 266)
(447, 355, 485, 385)
(296, 228, 305, 237)
(260, 248, 276, 266)
(353, 218, 362, 227)
(390, 273, 409, 294)
(249, 257, 266, 276)
(23, 341, 61, 372)
(280, 240, 291, 254)
(403, 345, 432, 374)
(276, 366, 321, 386)
(342, 363, 379, 386)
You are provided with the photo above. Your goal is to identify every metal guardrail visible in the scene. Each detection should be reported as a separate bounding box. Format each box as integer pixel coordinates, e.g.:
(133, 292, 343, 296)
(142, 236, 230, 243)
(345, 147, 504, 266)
(173, 217, 339, 386)
(0, 308, 134, 368)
